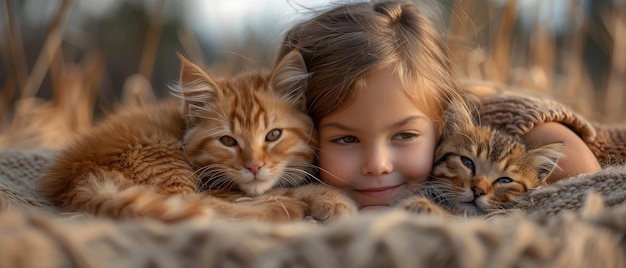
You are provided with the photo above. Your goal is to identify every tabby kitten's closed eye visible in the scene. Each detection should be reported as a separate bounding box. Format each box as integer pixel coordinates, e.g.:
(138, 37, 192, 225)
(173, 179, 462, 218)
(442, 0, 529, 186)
(38, 50, 357, 222)
(399, 109, 563, 217)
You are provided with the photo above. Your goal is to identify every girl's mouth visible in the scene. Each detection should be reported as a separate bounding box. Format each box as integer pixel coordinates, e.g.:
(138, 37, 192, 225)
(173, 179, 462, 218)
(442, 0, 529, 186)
(356, 184, 403, 198)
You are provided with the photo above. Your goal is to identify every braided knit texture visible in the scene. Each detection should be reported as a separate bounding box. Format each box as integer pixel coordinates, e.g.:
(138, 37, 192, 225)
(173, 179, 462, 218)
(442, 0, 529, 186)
(478, 94, 626, 164)
(0, 149, 57, 214)
(2, 93, 626, 267)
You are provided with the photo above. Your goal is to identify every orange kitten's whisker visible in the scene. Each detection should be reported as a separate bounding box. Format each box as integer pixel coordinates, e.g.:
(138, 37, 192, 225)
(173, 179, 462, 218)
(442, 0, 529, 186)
(221, 181, 239, 193)
(199, 171, 229, 185)
(313, 148, 354, 184)
(287, 168, 320, 183)
(202, 177, 234, 192)
(189, 164, 212, 177)
(280, 174, 302, 187)
(280, 171, 309, 187)
(190, 114, 226, 124)
(284, 163, 315, 174)
(305, 122, 315, 147)
(193, 166, 227, 187)
(193, 164, 228, 177)
(39, 49, 321, 223)
(311, 146, 323, 161)
(191, 166, 210, 178)
(196, 126, 225, 134)
(203, 177, 238, 193)
(313, 166, 356, 187)
(196, 169, 231, 191)
(276, 180, 287, 189)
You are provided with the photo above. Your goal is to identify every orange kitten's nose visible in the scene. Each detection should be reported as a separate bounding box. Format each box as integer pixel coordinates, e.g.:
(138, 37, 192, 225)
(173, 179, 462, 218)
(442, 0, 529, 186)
(246, 161, 264, 175)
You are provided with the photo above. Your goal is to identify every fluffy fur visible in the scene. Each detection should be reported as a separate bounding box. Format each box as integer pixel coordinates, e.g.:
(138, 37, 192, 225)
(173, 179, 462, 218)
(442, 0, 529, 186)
(398, 109, 563, 217)
(38, 51, 357, 222)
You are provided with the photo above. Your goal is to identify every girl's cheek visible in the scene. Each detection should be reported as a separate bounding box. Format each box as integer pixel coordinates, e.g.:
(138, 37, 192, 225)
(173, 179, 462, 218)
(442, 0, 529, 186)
(318, 149, 353, 188)
(319, 147, 345, 187)
(400, 145, 435, 184)
(319, 170, 342, 188)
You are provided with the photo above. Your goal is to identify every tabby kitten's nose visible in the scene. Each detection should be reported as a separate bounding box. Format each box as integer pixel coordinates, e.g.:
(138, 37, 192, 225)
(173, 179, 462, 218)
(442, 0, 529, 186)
(472, 186, 486, 196)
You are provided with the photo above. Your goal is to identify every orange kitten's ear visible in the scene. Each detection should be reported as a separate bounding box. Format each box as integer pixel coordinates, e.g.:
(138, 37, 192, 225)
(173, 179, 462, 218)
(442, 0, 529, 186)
(269, 50, 309, 111)
(177, 53, 220, 116)
(528, 142, 564, 182)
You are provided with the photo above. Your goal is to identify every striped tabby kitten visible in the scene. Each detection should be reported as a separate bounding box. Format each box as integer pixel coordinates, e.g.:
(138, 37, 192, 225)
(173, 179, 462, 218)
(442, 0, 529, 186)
(399, 110, 563, 217)
(39, 50, 357, 222)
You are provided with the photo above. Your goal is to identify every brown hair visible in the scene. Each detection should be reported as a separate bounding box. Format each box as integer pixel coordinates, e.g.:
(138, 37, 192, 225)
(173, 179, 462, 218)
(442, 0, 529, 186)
(277, 0, 472, 137)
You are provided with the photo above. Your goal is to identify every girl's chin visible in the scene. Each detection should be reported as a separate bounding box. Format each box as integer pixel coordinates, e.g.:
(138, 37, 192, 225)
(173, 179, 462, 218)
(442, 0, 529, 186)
(359, 205, 392, 213)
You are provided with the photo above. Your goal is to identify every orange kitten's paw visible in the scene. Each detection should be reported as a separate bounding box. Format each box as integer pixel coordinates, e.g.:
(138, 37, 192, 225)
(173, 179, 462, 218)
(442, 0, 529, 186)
(399, 196, 449, 217)
(264, 184, 358, 222)
(263, 196, 309, 222)
(236, 195, 308, 222)
(308, 196, 358, 222)
(298, 185, 358, 222)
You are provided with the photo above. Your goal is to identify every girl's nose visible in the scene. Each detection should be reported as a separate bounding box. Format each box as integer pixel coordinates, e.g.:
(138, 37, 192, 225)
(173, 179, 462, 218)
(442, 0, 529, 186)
(361, 143, 392, 176)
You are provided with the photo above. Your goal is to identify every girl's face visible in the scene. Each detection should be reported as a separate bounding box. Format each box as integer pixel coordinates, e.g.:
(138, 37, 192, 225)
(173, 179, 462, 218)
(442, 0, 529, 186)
(317, 69, 437, 209)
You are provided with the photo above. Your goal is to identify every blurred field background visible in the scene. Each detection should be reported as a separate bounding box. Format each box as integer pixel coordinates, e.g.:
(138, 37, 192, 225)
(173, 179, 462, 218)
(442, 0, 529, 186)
(0, 0, 624, 149)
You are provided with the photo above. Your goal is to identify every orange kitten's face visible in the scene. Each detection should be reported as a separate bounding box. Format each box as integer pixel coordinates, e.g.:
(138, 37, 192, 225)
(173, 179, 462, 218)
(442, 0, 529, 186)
(430, 125, 562, 216)
(177, 51, 316, 195)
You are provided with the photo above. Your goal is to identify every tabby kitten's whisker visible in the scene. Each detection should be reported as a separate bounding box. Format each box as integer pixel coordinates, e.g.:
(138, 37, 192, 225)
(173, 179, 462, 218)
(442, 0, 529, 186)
(400, 111, 563, 217)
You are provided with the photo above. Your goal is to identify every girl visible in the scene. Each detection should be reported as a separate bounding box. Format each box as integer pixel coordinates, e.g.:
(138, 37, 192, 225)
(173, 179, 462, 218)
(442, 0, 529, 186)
(277, 0, 601, 211)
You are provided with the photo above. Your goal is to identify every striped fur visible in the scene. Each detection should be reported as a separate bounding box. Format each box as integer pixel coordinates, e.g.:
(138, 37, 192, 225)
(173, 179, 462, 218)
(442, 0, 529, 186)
(38, 51, 357, 222)
(401, 114, 563, 217)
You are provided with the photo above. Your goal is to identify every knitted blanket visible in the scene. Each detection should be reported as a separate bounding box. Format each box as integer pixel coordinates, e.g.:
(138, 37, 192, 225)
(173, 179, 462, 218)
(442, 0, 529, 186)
(2, 92, 626, 267)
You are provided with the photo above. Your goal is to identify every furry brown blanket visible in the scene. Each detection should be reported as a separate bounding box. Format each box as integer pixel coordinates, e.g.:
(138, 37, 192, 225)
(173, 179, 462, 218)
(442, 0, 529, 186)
(1, 149, 626, 268)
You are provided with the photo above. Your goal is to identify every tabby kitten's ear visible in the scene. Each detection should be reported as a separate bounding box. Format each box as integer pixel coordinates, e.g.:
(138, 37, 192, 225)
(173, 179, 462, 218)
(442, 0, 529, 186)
(442, 100, 479, 137)
(527, 142, 564, 182)
(269, 50, 309, 111)
(177, 53, 220, 117)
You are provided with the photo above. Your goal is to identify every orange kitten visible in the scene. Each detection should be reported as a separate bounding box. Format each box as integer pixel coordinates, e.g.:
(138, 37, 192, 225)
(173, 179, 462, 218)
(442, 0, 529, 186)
(39, 51, 357, 222)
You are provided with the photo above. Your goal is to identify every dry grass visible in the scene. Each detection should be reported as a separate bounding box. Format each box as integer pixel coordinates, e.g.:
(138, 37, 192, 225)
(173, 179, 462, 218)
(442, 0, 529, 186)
(1, 0, 624, 149)
(447, 0, 612, 122)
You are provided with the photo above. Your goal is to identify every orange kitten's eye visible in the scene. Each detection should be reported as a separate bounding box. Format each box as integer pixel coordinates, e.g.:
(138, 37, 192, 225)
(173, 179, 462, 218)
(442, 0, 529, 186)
(496, 177, 513, 183)
(460, 156, 475, 174)
(265, 129, 282, 141)
(219, 136, 238, 146)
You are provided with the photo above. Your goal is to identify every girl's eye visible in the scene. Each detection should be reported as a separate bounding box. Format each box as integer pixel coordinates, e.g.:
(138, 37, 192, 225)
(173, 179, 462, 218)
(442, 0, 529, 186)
(392, 132, 417, 140)
(333, 136, 358, 144)
(265, 129, 282, 141)
(460, 156, 475, 173)
(219, 136, 238, 146)
(496, 177, 513, 183)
